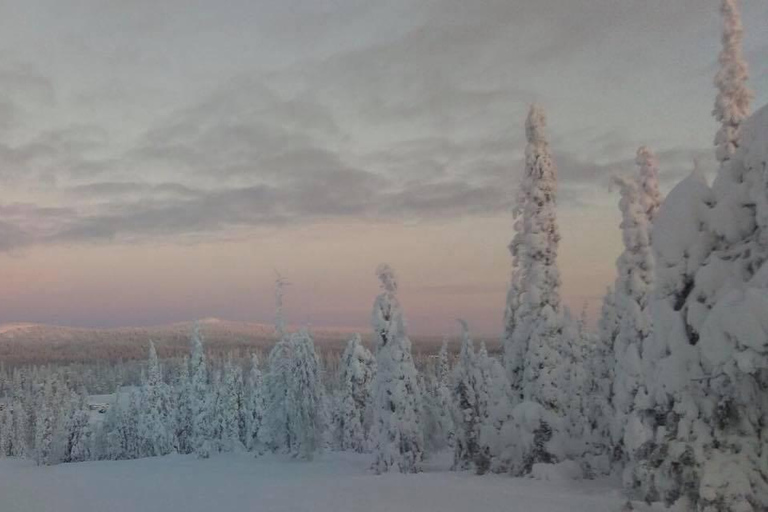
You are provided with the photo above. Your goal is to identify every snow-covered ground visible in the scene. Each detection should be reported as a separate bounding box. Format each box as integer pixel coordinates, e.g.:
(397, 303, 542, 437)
(0, 451, 663, 512)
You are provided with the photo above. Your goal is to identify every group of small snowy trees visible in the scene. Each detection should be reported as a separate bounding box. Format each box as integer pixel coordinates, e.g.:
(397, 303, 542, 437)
(0, 368, 94, 465)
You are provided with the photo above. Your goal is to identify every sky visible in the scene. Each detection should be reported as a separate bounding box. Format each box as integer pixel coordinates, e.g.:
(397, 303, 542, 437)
(0, 0, 766, 335)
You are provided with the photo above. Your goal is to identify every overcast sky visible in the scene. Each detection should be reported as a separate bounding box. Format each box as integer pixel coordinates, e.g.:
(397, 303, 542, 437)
(0, 0, 766, 335)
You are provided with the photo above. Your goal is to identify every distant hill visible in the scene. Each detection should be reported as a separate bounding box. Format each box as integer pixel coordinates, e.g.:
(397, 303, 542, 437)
(0, 318, 463, 366)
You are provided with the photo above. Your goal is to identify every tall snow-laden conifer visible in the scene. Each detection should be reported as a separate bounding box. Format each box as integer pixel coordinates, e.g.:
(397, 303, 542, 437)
(261, 336, 293, 453)
(713, 0, 752, 166)
(370, 264, 424, 474)
(608, 177, 655, 480)
(219, 354, 244, 452)
(173, 357, 192, 454)
(245, 354, 266, 453)
(189, 324, 212, 458)
(512, 104, 567, 414)
(261, 275, 295, 454)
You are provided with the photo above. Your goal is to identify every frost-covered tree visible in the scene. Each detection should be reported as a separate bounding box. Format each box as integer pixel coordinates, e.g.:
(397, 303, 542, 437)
(189, 324, 213, 458)
(138, 342, 174, 457)
(608, 176, 655, 475)
(512, 104, 569, 417)
(287, 330, 325, 459)
(10, 395, 29, 457)
(53, 392, 92, 463)
(437, 339, 450, 385)
(261, 336, 293, 453)
(713, 0, 753, 165)
(450, 320, 483, 470)
(34, 376, 56, 465)
(274, 272, 290, 338)
(217, 355, 244, 452)
(433, 339, 455, 449)
(245, 354, 266, 453)
(334, 334, 375, 453)
(172, 357, 193, 454)
(370, 264, 424, 474)
(587, 287, 619, 471)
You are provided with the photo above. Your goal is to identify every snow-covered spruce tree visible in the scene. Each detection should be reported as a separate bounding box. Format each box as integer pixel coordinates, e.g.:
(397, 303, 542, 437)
(645, 113, 768, 510)
(172, 356, 193, 454)
(437, 339, 450, 385)
(433, 339, 455, 449)
(713, 0, 753, 166)
(586, 287, 619, 472)
(370, 264, 424, 474)
(709, 0, 755, 252)
(189, 324, 213, 458)
(124, 388, 142, 459)
(559, 311, 593, 471)
(493, 105, 572, 474)
(607, 176, 655, 481)
(261, 335, 293, 453)
(245, 353, 266, 453)
(287, 329, 325, 459)
(259, 271, 297, 454)
(52, 391, 92, 463)
(9, 375, 30, 458)
(217, 354, 244, 452)
(513, 105, 568, 412)
(450, 320, 483, 470)
(636, 3, 768, 508)
(475, 338, 519, 475)
(335, 334, 375, 453)
(34, 376, 56, 465)
(138, 341, 174, 457)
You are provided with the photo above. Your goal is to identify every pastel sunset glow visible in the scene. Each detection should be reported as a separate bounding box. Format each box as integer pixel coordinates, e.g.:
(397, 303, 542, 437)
(0, 0, 766, 335)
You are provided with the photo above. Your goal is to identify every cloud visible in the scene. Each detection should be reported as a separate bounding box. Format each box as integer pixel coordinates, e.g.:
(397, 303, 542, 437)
(0, 0, 756, 253)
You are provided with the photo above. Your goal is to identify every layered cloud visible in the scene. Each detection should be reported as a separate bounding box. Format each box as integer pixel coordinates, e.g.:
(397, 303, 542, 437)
(0, 0, 763, 252)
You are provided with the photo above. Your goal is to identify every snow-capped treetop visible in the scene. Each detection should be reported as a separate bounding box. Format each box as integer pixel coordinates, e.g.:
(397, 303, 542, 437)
(525, 104, 548, 147)
(147, 341, 161, 387)
(190, 323, 204, 370)
(635, 146, 662, 222)
(437, 338, 450, 385)
(372, 264, 407, 354)
(376, 264, 398, 295)
(515, 104, 561, 315)
(713, 0, 753, 164)
(611, 175, 654, 308)
(274, 272, 291, 338)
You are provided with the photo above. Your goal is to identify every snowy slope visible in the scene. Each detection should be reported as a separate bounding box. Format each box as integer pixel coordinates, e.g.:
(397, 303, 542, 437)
(0, 452, 663, 512)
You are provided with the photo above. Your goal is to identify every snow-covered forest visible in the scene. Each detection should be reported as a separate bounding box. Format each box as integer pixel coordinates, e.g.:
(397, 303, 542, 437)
(1, 1, 767, 511)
